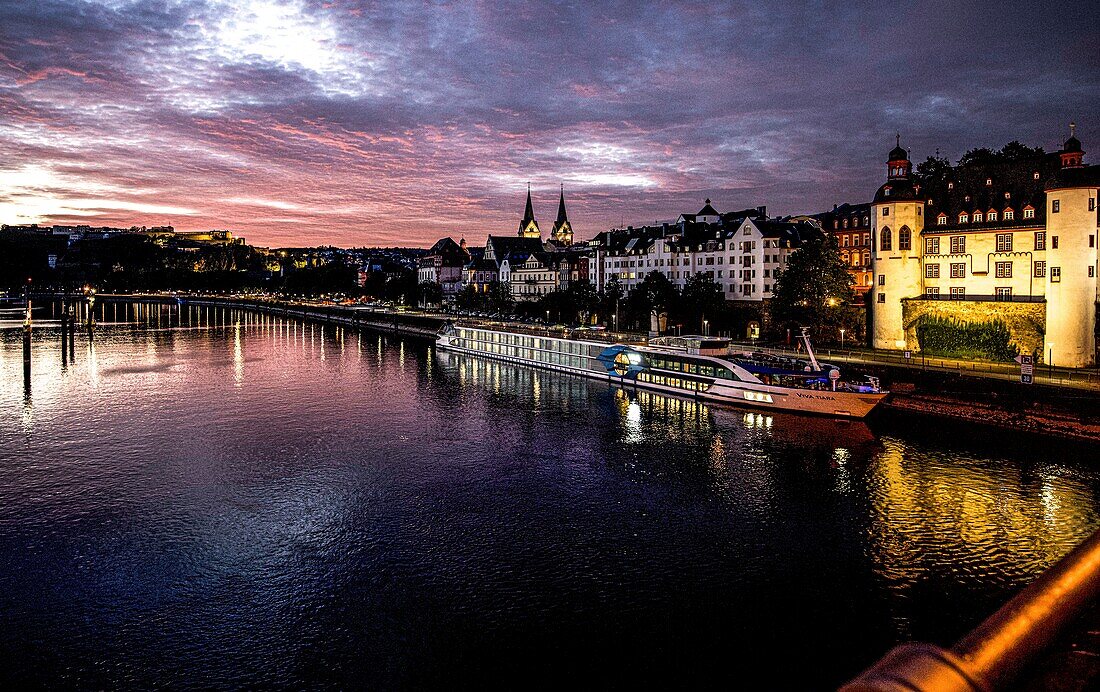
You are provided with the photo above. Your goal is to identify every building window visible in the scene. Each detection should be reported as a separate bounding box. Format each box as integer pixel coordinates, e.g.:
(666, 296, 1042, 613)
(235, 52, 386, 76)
(1051, 266, 1061, 282)
(899, 226, 912, 250)
(951, 263, 966, 278)
(937, 214, 947, 225)
(1052, 200, 1060, 213)
(880, 227, 892, 251)
(878, 274, 886, 286)
(1034, 261, 1046, 278)
(882, 207, 890, 216)
(925, 263, 940, 278)
(950, 287, 966, 299)
(863, 233, 870, 245)
(995, 287, 1012, 300)
(995, 261, 1012, 278)
(1090, 266, 1095, 278)
(973, 212, 983, 223)
(1052, 236, 1059, 249)
(877, 293, 886, 303)
(1033, 172, 1040, 180)
(843, 218, 849, 228)
(988, 211, 997, 221)
(924, 236, 939, 254)
(926, 287, 940, 297)
(884, 188, 891, 197)
(959, 213, 969, 223)
(996, 233, 1013, 252)
(986, 178, 992, 186)
(1004, 209, 1014, 220)
(1035, 232, 1046, 250)
(1023, 207, 1035, 219)
(842, 235, 850, 247)
(1091, 235, 1096, 248)
(950, 236, 966, 254)
(1091, 198, 1096, 212)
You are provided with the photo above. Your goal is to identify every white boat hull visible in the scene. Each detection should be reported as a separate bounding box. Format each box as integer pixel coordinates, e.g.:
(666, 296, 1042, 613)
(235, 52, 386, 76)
(436, 329, 886, 419)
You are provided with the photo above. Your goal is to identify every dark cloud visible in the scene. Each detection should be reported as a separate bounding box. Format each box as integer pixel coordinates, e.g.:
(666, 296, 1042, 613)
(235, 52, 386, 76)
(0, 0, 1096, 247)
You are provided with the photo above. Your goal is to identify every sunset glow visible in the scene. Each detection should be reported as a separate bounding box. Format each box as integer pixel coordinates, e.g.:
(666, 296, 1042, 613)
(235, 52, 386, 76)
(1, 0, 1096, 246)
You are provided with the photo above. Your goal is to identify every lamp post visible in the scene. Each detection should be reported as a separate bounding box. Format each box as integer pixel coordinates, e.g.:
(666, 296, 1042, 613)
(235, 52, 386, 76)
(1048, 343, 1054, 381)
(840, 328, 846, 348)
(702, 319, 709, 336)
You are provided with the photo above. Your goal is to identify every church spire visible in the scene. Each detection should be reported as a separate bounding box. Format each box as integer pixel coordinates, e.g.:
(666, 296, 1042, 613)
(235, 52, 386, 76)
(551, 184, 573, 245)
(518, 183, 541, 238)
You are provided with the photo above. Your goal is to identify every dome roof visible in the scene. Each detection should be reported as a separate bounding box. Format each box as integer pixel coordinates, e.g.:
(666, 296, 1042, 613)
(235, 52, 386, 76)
(888, 145, 908, 161)
(1063, 135, 1083, 153)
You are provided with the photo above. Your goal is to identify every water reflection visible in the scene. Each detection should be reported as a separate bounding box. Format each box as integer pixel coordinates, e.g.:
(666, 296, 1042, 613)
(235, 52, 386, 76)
(0, 303, 1097, 690)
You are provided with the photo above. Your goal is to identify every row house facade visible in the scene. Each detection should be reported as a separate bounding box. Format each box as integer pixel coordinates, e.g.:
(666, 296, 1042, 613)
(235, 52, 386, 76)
(812, 202, 873, 298)
(591, 201, 821, 302)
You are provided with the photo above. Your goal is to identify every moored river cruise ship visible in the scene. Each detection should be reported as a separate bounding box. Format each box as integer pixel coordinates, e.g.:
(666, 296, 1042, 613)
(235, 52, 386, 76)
(436, 325, 887, 418)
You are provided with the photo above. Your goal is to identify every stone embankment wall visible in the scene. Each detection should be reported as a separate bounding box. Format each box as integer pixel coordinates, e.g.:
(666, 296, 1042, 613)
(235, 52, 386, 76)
(902, 299, 1046, 360)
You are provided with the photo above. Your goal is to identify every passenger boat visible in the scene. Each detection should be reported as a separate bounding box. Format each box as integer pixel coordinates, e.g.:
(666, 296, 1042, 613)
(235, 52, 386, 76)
(435, 324, 887, 418)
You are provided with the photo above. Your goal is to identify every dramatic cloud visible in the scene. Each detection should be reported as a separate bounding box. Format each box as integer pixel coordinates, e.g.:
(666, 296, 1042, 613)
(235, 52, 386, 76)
(0, 0, 1097, 247)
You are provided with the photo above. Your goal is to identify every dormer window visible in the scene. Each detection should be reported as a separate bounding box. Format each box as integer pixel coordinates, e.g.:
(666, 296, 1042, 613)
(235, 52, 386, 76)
(988, 211, 997, 222)
(863, 217, 869, 225)
(964, 195, 970, 202)
(1033, 172, 1040, 180)
(937, 214, 947, 225)
(973, 212, 983, 223)
(884, 186, 892, 196)
(843, 218, 849, 228)
(1005, 192, 1011, 199)
(959, 213, 969, 223)
(986, 178, 992, 186)
(1003, 208, 1014, 220)
(948, 182, 954, 190)
(1023, 207, 1035, 219)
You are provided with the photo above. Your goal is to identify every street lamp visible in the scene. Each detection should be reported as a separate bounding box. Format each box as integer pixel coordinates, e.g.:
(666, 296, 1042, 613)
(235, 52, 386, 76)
(840, 328, 846, 348)
(702, 319, 709, 336)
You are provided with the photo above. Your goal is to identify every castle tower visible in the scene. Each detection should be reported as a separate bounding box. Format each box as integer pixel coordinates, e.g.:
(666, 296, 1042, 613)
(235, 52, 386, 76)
(518, 184, 541, 239)
(871, 135, 926, 350)
(1044, 125, 1098, 367)
(550, 185, 574, 245)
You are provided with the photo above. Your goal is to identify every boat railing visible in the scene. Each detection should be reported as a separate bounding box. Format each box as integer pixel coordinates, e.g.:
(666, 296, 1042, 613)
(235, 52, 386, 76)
(842, 526, 1100, 691)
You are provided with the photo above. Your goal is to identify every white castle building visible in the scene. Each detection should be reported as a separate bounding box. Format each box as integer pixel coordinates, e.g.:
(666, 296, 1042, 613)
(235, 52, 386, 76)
(871, 129, 1099, 367)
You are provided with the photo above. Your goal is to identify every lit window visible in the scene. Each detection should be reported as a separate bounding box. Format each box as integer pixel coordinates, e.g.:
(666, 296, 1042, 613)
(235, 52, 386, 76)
(1023, 207, 1035, 219)
(996, 233, 1013, 252)
(899, 227, 912, 250)
(924, 237, 939, 254)
(1052, 200, 1060, 214)
(986, 178, 992, 186)
(1004, 209, 1014, 220)
(1033, 172, 1040, 180)
(950, 236, 966, 254)
(973, 212, 983, 223)
(988, 211, 997, 221)
(937, 214, 947, 225)
(1034, 232, 1046, 250)
(959, 213, 969, 223)
(925, 263, 940, 278)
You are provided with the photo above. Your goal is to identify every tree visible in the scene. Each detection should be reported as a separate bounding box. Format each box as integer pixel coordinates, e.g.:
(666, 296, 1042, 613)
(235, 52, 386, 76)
(599, 276, 625, 329)
(999, 140, 1044, 161)
(770, 235, 857, 343)
(678, 272, 725, 335)
(628, 271, 678, 333)
(915, 154, 951, 187)
(957, 147, 997, 167)
(417, 281, 443, 307)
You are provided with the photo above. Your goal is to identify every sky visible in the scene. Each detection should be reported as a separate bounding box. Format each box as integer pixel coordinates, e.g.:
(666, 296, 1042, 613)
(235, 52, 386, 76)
(1, 1, 1097, 248)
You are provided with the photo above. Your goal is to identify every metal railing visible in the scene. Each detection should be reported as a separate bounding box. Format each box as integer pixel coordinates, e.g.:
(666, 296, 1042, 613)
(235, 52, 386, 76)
(842, 527, 1100, 691)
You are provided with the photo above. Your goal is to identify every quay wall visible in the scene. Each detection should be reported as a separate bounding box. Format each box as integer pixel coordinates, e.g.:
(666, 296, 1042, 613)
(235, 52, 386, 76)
(97, 295, 446, 339)
(901, 299, 1047, 360)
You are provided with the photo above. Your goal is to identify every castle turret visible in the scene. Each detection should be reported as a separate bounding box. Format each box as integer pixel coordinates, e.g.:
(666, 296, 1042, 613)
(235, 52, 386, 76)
(871, 135, 926, 350)
(550, 185, 573, 245)
(518, 184, 541, 239)
(1044, 126, 1099, 367)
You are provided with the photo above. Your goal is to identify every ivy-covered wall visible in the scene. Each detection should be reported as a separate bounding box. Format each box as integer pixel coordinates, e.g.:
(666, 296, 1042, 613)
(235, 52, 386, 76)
(901, 299, 1046, 361)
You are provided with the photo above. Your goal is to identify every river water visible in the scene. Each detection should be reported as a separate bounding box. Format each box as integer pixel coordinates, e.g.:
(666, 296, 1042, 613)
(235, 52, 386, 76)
(1, 302, 1097, 690)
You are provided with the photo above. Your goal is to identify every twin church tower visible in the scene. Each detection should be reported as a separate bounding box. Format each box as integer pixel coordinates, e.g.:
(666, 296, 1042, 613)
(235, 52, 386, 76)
(518, 184, 574, 246)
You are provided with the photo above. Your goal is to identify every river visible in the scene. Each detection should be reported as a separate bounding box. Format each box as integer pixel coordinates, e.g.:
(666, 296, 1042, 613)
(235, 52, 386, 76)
(1, 301, 1097, 689)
